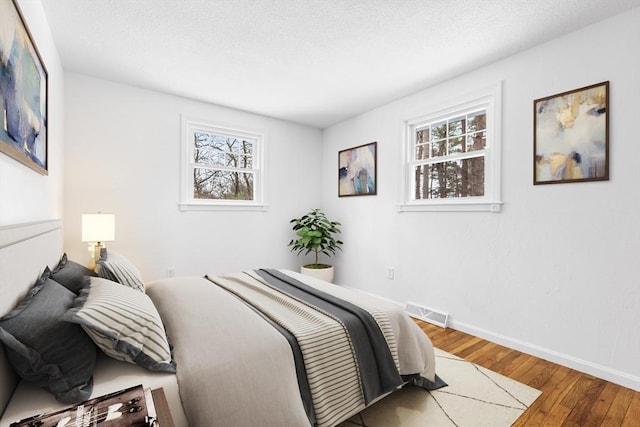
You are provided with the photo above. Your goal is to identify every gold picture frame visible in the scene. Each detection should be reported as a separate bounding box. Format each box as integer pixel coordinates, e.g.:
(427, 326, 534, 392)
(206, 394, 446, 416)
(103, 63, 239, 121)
(0, 0, 49, 175)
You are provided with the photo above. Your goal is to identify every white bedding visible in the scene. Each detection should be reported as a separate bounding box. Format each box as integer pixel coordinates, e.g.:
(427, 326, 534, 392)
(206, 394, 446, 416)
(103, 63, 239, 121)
(0, 262, 436, 427)
(145, 270, 436, 427)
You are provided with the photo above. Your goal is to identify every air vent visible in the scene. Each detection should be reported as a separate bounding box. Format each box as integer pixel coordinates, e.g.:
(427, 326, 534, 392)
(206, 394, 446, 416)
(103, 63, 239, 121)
(405, 302, 449, 328)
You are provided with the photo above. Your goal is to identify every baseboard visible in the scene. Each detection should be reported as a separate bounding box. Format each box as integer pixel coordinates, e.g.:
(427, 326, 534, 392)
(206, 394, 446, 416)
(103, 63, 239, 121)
(449, 320, 640, 392)
(339, 286, 640, 392)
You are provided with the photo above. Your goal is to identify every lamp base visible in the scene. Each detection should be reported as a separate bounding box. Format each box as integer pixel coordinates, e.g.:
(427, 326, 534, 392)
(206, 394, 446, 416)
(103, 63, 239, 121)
(87, 242, 105, 271)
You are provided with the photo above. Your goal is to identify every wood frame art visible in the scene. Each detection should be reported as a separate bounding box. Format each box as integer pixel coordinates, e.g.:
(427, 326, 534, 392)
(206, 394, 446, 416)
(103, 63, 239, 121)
(534, 81, 609, 185)
(0, 0, 48, 175)
(338, 141, 377, 197)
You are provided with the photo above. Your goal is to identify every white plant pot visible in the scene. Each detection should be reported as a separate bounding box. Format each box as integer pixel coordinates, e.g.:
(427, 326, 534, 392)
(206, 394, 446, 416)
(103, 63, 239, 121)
(300, 265, 334, 283)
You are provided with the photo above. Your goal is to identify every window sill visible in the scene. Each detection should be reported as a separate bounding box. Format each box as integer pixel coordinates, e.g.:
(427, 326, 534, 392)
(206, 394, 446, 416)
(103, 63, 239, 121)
(397, 201, 503, 213)
(179, 202, 269, 212)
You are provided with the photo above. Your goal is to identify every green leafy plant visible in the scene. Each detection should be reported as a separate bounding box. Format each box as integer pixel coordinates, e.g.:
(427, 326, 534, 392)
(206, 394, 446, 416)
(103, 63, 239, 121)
(288, 208, 343, 269)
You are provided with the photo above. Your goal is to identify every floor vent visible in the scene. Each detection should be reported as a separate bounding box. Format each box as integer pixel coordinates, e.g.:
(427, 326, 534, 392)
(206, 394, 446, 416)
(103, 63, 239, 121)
(405, 302, 449, 328)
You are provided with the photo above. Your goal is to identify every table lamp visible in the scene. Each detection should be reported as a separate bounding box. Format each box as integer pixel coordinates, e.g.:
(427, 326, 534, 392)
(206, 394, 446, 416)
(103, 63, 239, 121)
(82, 213, 115, 269)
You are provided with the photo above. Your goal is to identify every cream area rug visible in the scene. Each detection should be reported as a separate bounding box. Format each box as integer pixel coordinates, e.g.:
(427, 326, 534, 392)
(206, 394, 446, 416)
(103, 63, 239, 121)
(338, 348, 542, 427)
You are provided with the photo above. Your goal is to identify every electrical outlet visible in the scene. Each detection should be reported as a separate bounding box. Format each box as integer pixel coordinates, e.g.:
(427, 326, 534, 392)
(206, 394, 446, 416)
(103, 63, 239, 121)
(167, 267, 175, 277)
(386, 268, 395, 280)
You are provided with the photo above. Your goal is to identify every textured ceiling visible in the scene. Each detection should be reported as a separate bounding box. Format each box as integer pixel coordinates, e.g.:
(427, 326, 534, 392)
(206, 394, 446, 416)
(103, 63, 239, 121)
(38, 0, 640, 128)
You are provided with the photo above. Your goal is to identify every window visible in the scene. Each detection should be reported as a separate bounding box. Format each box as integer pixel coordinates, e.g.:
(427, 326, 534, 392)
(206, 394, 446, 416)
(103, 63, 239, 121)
(400, 83, 502, 212)
(180, 117, 266, 211)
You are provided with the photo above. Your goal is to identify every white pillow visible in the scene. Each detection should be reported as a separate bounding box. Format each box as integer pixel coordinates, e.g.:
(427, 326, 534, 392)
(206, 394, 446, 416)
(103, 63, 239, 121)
(64, 277, 175, 373)
(96, 249, 145, 292)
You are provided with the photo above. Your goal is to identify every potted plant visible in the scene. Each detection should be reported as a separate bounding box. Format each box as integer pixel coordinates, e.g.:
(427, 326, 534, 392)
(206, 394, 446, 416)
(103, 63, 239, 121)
(288, 208, 343, 283)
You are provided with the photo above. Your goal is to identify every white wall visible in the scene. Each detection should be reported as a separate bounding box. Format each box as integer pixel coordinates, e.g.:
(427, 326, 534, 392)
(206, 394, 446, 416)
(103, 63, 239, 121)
(0, 0, 64, 226)
(18, 0, 638, 392)
(63, 74, 323, 280)
(322, 8, 640, 391)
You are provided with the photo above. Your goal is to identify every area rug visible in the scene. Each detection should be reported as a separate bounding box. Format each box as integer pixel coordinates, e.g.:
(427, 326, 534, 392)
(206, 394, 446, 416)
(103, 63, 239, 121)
(337, 348, 542, 427)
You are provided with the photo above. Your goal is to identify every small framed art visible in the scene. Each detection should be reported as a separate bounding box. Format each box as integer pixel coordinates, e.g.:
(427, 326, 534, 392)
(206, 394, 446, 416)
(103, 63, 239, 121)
(534, 81, 608, 185)
(338, 141, 377, 197)
(0, 0, 49, 175)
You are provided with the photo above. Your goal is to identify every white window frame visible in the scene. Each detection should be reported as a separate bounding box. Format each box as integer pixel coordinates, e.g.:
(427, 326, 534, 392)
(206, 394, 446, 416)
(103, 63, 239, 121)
(399, 82, 503, 213)
(179, 116, 267, 211)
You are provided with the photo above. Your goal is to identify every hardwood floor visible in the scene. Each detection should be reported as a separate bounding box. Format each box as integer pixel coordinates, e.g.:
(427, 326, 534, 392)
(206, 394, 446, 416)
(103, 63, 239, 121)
(415, 320, 640, 426)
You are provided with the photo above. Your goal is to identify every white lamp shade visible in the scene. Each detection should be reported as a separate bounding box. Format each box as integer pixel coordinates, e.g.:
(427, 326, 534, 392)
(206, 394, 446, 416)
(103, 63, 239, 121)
(82, 213, 115, 242)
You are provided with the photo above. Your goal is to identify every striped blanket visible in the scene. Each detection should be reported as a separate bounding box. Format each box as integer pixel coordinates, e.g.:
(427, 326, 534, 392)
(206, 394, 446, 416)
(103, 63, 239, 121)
(205, 269, 406, 427)
(145, 271, 437, 427)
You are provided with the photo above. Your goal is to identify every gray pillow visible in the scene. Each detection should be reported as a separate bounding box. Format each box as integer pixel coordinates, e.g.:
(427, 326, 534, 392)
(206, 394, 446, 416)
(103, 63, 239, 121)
(51, 253, 97, 294)
(95, 248, 145, 292)
(0, 271, 97, 403)
(63, 277, 175, 373)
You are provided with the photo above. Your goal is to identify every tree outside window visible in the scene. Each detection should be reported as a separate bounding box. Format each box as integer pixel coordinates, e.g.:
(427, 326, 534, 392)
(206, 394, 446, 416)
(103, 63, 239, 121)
(401, 83, 502, 213)
(180, 117, 265, 211)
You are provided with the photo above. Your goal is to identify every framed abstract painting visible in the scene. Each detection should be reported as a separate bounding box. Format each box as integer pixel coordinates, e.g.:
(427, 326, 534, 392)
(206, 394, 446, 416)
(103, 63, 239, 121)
(338, 141, 377, 197)
(0, 0, 48, 175)
(534, 81, 608, 185)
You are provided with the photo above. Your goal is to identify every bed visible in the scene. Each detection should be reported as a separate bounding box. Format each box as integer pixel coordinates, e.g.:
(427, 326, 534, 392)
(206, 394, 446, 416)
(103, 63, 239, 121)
(0, 220, 438, 427)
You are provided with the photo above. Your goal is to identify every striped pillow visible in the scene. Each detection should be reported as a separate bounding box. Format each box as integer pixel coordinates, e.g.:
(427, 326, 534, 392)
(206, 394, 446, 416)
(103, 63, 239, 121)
(63, 277, 175, 373)
(96, 249, 145, 292)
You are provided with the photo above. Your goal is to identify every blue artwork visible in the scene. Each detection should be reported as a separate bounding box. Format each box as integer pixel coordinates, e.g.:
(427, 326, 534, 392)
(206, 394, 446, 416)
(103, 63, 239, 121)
(0, 0, 48, 174)
(339, 142, 377, 196)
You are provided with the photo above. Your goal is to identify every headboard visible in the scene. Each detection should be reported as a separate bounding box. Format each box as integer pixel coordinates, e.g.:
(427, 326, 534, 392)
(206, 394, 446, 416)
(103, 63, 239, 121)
(0, 220, 63, 416)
